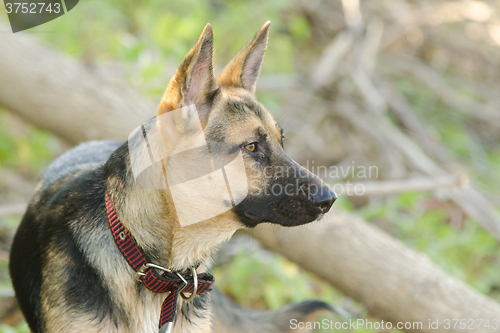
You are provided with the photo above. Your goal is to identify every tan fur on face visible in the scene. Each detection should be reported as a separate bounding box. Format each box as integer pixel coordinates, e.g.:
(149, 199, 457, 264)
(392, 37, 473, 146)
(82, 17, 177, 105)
(221, 89, 282, 142)
(202, 88, 284, 192)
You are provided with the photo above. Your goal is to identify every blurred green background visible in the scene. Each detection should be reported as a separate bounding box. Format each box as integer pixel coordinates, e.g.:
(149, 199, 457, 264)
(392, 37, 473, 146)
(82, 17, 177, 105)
(1, 0, 500, 332)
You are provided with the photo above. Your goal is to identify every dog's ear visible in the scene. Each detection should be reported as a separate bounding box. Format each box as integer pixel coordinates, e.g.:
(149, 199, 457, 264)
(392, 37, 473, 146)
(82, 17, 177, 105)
(217, 21, 270, 93)
(157, 23, 218, 125)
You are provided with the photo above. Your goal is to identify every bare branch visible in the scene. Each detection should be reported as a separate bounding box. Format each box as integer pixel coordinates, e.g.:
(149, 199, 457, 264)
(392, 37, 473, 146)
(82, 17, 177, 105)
(336, 175, 466, 196)
(246, 210, 500, 333)
(0, 203, 27, 218)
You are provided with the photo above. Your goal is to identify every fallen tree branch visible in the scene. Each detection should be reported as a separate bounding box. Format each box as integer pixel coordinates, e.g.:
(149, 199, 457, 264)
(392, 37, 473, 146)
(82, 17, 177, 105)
(376, 78, 450, 164)
(332, 99, 500, 241)
(246, 210, 500, 333)
(386, 54, 500, 127)
(0, 22, 156, 144)
(336, 175, 466, 196)
(310, 30, 353, 89)
(0, 203, 27, 218)
(0, 169, 38, 198)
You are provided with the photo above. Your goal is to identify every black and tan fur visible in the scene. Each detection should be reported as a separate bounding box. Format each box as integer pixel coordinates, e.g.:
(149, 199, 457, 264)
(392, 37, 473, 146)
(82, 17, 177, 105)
(9, 22, 336, 333)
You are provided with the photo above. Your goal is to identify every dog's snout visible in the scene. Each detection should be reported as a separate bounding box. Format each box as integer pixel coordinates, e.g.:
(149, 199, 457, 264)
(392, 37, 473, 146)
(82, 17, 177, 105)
(310, 185, 336, 213)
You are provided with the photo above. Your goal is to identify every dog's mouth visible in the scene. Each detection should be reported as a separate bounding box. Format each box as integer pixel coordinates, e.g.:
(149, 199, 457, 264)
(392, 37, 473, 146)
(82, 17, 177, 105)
(241, 205, 322, 227)
(243, 211, 265, 222)
(236, 187, 336, 228)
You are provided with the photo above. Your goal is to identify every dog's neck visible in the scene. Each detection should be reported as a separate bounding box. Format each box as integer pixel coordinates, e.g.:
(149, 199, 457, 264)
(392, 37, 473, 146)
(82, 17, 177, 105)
(104, 142, 243, 271)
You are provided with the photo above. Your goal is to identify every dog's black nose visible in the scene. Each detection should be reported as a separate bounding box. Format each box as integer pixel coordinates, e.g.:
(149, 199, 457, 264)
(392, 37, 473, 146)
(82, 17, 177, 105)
(310, 185, 337, 213)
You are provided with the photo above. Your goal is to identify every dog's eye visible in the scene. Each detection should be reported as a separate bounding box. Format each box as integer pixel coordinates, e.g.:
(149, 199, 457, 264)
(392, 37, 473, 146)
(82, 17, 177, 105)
(244, 143, 257, 152)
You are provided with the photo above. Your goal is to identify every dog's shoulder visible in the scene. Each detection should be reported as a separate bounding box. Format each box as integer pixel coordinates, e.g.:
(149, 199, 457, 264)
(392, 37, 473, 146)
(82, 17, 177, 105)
(41, 140, 124, 186)
(30, 139, 125, 221)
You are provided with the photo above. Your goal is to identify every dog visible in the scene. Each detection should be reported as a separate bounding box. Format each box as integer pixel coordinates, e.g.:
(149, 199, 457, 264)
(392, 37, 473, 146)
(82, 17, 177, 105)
(9, 22, 337, 333)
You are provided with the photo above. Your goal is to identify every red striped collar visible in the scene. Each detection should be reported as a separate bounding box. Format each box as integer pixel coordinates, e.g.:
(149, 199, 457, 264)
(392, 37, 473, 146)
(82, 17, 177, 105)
(105, 192, 215, 331)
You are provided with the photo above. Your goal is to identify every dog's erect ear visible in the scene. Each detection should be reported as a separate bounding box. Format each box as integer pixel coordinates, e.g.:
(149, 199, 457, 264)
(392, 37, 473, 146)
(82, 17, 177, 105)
(158, 23, 217, 125)
(217, 21, 270, 93)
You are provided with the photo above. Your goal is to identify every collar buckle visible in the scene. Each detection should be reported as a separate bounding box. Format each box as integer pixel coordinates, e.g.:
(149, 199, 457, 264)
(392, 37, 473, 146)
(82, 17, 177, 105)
(179, 267, 198, 302)
(135, 263, 172, 282)
(134, 263, 198, 302)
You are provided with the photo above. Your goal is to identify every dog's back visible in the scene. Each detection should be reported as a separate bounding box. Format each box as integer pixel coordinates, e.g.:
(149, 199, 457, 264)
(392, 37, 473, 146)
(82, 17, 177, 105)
(41, 140, 122, 185)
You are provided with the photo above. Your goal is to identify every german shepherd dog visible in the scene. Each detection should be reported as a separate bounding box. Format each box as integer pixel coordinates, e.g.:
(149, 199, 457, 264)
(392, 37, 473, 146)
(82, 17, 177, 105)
(9, 22, 337, 333)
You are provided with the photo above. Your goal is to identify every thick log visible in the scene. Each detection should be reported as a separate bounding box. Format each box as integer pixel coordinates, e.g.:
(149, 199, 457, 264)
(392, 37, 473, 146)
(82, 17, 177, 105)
(0, 21, 156, 144)
(247, 210, 500, 333)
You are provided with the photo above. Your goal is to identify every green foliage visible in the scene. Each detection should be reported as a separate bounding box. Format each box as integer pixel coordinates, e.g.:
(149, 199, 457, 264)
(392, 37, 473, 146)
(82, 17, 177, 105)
(0, 321, 26, 333)
(30, 0, 297, 99)
(387, 75, 500, 302)
(213, 250, 340, 310)
(394, 77, 500, 195)
(0, 322, 29, 333)
(0, 109, 61, 176)
(288, 14, 311, 41)
(214, 250, 406, 333)
(333, 196, 356, 212)
(359, 191, 500, 302)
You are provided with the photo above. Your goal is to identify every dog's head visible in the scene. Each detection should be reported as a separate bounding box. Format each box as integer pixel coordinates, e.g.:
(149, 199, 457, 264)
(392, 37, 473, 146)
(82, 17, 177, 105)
(156, 23, 336, 228)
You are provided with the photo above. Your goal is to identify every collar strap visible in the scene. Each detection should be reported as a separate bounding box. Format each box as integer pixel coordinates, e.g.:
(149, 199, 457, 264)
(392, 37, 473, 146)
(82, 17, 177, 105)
(105, 192, 215, 329)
